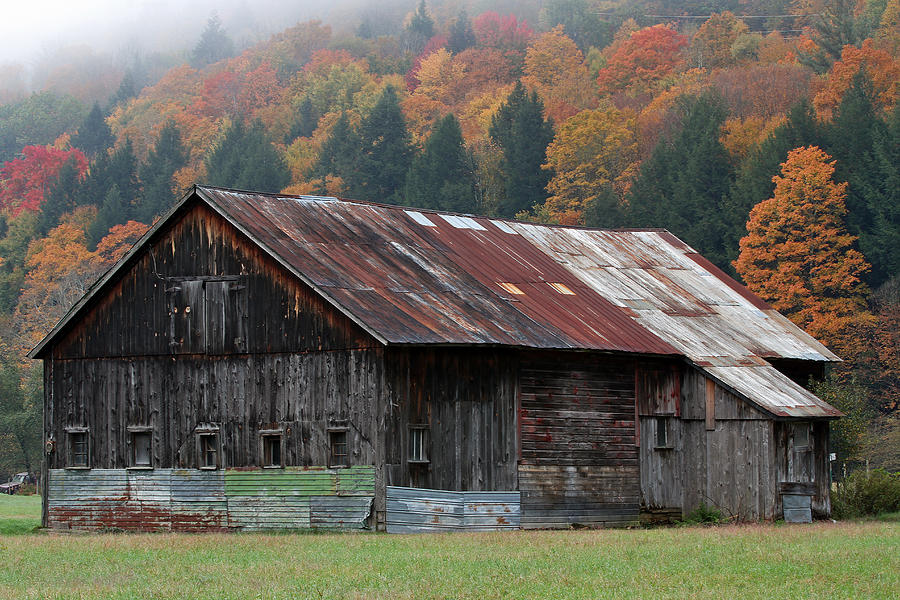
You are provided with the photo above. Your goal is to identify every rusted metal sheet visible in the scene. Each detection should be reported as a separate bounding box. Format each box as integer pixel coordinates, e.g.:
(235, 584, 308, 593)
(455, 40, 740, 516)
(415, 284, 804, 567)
(198, 187, 677, 355)
(385, 486, 520, 533)
(704, 364, 842, 419)
(47, 467, 375, 532)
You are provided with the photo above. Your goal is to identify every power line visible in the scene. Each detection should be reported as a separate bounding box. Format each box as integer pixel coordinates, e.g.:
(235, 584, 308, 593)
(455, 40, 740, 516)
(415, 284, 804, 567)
(644, 14, 818, 19)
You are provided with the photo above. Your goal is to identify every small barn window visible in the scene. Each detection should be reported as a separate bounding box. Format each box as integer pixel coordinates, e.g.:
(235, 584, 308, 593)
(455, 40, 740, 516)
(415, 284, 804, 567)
(128, 429, 152, 468)
(408, 426, 429, 463)
(655, 417, 672, 449)
(198, 432, 219, 469)
(66, 429, 89, 469)
(329, 429, 348, 467)
(793, 422, 810, 450)
(260, 431, 283, 468)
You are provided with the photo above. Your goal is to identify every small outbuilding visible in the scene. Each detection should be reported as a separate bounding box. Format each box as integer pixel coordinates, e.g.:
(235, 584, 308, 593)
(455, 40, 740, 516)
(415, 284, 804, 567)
(31, 186, 840, 532)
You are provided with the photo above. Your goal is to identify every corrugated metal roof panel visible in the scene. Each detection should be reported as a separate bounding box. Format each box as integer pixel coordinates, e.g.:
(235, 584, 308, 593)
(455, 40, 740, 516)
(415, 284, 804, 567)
(703, 364, 842, 418)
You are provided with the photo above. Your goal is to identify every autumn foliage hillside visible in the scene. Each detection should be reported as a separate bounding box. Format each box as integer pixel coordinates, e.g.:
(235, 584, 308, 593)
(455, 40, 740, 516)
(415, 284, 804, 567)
(0, 0, 899, 478)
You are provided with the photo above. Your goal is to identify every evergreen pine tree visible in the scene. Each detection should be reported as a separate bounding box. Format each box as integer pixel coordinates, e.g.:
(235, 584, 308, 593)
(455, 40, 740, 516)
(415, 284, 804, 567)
(406, 1, 435, 53)
(827, 68, 887, 284)
(489, 81, 555, 218)
(448, 10, 476, 54)
(38, 156, 83, 235)
(109, 69, 137, 109)
(312, 112, 360, 194)
(110, 138, 140, 205)
(88, 184, 128, 248)
(71, 102, 114, 158)
(204, 120, 291, 194)
(404, 114, 476, 213)
(139, 120, 187, 222)
(857, 103, 900, 286)
(286, 97, 319, 142)
(346, 87, 413, 202)
(627, 91, 734, 267)
(191, 13, 235, 68)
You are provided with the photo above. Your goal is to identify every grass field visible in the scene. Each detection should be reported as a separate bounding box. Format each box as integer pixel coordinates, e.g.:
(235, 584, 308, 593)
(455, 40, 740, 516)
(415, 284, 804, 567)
(0, 495, 897, 599)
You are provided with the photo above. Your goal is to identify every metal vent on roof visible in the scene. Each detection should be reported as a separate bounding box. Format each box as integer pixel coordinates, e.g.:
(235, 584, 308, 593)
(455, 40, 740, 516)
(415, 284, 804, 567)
(490, 220, 517, 234)
(405, 210, 437, 227)
(439, 214, 487, 231)
(547, 282, 575, 295)
(497, 282, 525, 295)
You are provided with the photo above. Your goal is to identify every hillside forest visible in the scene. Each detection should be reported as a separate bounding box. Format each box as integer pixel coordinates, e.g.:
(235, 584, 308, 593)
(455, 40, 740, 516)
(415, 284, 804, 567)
(0, 0, 898, 481)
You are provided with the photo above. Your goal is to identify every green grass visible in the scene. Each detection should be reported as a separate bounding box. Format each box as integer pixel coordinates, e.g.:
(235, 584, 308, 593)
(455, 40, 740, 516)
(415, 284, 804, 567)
(0, 494, 41, 535)
(0, 495, 896, 599)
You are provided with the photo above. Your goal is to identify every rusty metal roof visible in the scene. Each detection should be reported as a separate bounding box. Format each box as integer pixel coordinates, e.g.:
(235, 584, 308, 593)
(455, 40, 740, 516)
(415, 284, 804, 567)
(29, 185, 841, 418)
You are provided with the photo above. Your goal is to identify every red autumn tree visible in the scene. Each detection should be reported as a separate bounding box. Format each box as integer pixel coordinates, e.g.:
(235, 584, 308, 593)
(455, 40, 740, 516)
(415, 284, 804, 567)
(734, 146, 874, 353)
(596, 25, 688, 95)
(0, 146, 88, 215)
(472, 12, 533, 50)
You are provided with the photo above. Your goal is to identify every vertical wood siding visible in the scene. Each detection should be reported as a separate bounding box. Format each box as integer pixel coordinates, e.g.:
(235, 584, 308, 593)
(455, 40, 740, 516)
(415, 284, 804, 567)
(51, 202, 376, 359)
(636, 364, 832, 521)
(382, 349, 519, 494)
(47, 351, 383, 472)
(518, 354, 640, 528)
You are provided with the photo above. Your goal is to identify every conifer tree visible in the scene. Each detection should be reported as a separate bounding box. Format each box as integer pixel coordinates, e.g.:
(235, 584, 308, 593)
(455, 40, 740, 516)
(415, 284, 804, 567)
(346, 86, 413, 202)
(191, 13, 235, 68)
(204, 120, 290, 194)
(406, 1, 435, 54)
(88, 184, 128, 248)
(71, 102, 113, 159)
(827, 69, 889, 285)
(448, 10, 476, 54)
(404, 114, 476, 213)
(489, 81, 555, 218)
(312, 112, 360, 194)
(287, 97, 319, 142)
(858, 103, 900, 285)
(139, 120, 187, 222)
(38, 156, 83, 235)
(734, 146, 872, 351)
(627, 91, 734, 267)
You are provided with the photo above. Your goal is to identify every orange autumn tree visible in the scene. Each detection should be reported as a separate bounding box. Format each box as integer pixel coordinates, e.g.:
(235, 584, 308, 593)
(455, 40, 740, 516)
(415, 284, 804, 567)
(596, 25, 688, 95)
(734, 146, 873, 354)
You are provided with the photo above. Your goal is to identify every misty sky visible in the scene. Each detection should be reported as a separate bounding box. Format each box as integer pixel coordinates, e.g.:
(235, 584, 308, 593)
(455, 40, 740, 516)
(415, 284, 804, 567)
(0, 0, 341, 66)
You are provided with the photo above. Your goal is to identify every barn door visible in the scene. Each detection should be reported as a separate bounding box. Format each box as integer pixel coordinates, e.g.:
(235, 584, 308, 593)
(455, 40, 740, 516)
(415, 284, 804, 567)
(168, 280, 206, 353)
(168, 278, 247, 354)
(206, 280, 248, 354)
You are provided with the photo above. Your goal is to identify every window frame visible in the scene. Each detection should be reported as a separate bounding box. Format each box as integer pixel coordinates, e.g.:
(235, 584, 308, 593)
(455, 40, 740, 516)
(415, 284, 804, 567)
(408, 425, 430, 464)
(654, 416, 673, 450)
(127, 425, 153, 469)
(65, 427, 90, 470)
(328, 428, 349, 468)
(259, 429, 284, 468)
(793, 422, 811, 451)
(196, 427, 220, 470)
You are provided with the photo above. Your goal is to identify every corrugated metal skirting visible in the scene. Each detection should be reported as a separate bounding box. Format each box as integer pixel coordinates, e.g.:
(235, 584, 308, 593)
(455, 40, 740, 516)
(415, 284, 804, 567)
(386, 486, 521, 533)
(47, 467, 374, 531)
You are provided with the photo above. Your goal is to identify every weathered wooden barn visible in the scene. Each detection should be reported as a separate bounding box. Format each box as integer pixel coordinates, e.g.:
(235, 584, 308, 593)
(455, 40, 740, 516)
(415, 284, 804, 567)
(31, 185, 841, 532)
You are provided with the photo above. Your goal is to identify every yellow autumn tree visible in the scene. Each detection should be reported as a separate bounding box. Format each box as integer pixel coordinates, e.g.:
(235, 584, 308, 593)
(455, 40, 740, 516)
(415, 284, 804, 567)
(522, 25, 596, 122)
(734, 146, 874, 354)
(537, 106, 638, 226)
